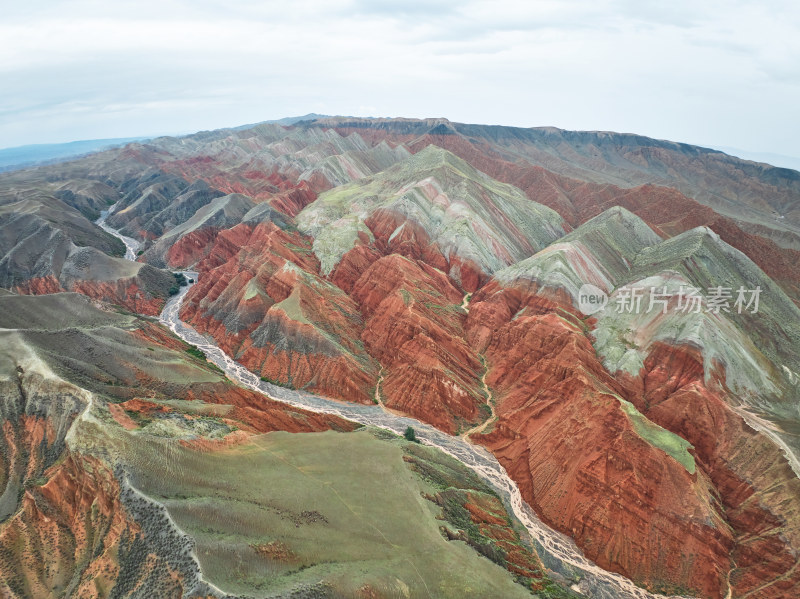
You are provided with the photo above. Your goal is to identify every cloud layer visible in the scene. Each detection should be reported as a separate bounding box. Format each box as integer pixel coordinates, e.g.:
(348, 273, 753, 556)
(1, 0, 798, 156)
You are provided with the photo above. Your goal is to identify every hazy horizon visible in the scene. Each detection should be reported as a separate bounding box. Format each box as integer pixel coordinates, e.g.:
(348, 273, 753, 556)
(2, 1, 798, 158)
(3, 114, 800, 173)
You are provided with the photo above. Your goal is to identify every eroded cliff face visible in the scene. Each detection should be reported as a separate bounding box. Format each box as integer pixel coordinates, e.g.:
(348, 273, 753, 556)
(464, 272, 800, 598)
(624, 343, 800, 599)
(17, 274, 170, 316)
(0, 454, 142, 598)
(177, 220, 380, 404)
(175, 221, 490, 433)
(464, 283, 730, 597)
(0, 356, 140, 598)
(6, 235, 177, 316)
(352, 253, 485, 432)
(0, 365, 87, 524)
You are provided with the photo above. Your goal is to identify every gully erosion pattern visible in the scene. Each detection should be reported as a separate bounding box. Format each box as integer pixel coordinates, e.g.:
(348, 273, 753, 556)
(99, 207, 689, 599)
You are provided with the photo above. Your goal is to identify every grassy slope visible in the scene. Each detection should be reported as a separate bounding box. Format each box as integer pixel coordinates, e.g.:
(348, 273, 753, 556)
(616, 397, 696, 474)
(104, 426, 545, 598)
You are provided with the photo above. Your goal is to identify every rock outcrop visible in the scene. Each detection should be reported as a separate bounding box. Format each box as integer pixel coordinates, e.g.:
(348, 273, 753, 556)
(178, 220, 380, 403)
(297, 145, 566, 290)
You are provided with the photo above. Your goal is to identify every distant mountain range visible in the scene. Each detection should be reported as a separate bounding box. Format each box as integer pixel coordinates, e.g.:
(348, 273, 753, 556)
(711, 145, 800, 172)
(0, 137, 150, 172)
(0, 116, 335, 172)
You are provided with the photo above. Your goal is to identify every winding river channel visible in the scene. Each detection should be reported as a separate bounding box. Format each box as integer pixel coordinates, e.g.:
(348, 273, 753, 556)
(102, 207, 687, 599)
(96, 205, 141, 261)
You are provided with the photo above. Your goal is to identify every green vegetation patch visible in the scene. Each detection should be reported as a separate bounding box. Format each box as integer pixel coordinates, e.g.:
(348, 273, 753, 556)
(402, 441, 493, 493)
(184, 345, 207, 361)
(616, 396, 696, 474)
(436, 488, 507, 565)
(403, 426, 419, 443)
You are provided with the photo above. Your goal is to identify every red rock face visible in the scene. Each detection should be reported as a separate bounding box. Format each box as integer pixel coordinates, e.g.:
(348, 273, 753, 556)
(113, 387, 356, 438)
(352, 254, 485, 433)
(15, 275, 165, 316)
(626, 343, 800, 599)
(12, 275, 63, 296)
(160, 157, 294, 202)
(158, 153, 327, 215)
(465, 279, 800, 598)
(360, 208, 490, 293)
(177, 221, 380, 404)
(0, 369, 142, 595)
(0, 455, 142, 597)
(268, 181, 318, 216)
(173, 215, 489, 433)
(365, 209, 450, 272)
(187, 385, 357, 434)
(70, 278, 165, 316)
(466, 285, 730, 597)
(329, 241, 383, 294)
(165, 227, 226, 269)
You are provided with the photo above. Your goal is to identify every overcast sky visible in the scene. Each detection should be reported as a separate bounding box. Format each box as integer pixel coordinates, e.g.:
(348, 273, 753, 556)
(1, 0, 799, 159)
